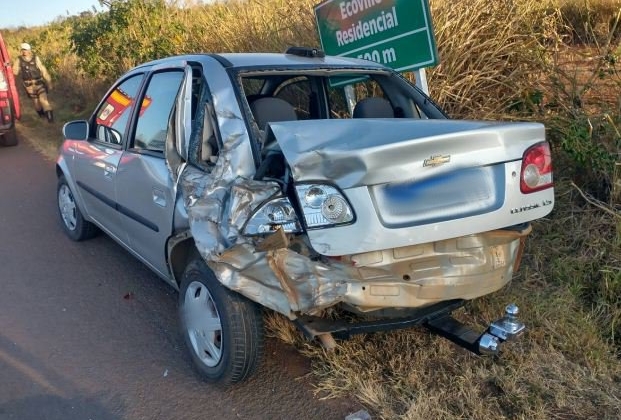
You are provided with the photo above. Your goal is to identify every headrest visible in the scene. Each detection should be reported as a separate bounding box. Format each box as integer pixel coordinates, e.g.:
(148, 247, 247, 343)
(249, 97, 298, 130)
(353, 97, 394, 118)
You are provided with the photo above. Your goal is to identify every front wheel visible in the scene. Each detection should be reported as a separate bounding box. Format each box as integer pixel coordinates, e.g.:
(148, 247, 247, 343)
(57, 175, 99, 241)
(179, 257, 264, 385)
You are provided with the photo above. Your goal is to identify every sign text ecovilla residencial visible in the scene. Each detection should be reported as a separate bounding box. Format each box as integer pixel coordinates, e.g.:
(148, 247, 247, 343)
(315, 0, 439, 72)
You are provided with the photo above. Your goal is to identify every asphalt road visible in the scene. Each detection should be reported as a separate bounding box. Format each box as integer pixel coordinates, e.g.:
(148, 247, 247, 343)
(0, 140, 356, 420)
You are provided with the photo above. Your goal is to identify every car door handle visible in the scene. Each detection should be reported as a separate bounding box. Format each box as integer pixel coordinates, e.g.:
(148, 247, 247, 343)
(152, 188, 167, 207)
(103, 164, 116, 178)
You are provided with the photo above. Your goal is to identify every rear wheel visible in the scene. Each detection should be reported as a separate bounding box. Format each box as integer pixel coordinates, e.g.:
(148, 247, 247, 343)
(179, 257, 264, 385)
(57, 175, 99, 241)
(0, 127, 18, 147)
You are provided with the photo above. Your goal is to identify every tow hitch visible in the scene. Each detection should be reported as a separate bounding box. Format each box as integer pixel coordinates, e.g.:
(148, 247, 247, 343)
(424, 303, 525, 355)
(294, 300, 525, 356)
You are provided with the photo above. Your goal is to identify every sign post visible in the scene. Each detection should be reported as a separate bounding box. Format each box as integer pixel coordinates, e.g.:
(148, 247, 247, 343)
(314, 0, 438, 93)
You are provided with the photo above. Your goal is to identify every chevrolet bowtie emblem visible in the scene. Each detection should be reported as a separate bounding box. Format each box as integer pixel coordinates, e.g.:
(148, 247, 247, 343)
(423, 155, 451, 167)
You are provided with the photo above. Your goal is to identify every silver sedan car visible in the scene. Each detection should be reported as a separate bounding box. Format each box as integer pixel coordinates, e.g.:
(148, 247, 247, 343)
(56, 48, 554, 384)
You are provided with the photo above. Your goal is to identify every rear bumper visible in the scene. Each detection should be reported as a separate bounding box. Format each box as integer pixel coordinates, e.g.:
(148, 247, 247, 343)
(216, 225, 532, 317)
(338, 225, 531, 311)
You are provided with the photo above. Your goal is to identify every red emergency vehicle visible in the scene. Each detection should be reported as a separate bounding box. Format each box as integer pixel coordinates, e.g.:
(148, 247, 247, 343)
(0, 32, 21, 146)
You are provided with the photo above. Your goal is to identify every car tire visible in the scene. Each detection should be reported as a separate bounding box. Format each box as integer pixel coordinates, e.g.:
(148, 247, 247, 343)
(179, 257, 264, 385)
(57, 175, 99, 241)
(0, 128, 18, 147)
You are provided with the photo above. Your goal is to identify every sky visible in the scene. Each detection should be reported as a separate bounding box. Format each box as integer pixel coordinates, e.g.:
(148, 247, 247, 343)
(0, 0, 103, 29)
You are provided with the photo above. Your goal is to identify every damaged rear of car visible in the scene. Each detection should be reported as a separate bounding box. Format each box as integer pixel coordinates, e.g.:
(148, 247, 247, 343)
(57, 50, 554, 385)
(179, 57, 552, 338)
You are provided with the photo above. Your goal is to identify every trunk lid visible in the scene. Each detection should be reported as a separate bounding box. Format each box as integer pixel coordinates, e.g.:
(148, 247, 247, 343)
(267, 119, 544, 189)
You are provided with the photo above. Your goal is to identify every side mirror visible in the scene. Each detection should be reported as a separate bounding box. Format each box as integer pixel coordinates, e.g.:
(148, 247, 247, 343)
(96, 125, 122, 145)
(63, 120, 89, 141)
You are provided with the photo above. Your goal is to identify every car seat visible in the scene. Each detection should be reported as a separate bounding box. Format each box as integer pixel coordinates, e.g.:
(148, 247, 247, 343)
(249, 97, 298, 130)
(352, 97, 394, 118)
(249, 97, 298, 180)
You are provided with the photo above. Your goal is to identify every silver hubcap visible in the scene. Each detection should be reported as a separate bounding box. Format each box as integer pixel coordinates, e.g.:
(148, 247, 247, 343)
(184, 281, 222, 367)
(58, 184, 77, 231)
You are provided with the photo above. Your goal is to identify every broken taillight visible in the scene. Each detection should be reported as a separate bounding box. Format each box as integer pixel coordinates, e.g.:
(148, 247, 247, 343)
(520, 142, 553, 193)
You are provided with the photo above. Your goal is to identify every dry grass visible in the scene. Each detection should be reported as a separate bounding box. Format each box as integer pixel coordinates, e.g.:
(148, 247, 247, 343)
(266, 279, 621, 419)
(180, 0, 318, 53)
(426, 0, 545, 118)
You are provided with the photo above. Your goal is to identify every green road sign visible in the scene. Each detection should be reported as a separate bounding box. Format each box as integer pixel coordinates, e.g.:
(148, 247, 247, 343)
(314, 0, 439, 71)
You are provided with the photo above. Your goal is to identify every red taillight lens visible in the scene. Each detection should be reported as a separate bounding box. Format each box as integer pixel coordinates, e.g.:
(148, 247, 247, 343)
(520, 142, 553, 193)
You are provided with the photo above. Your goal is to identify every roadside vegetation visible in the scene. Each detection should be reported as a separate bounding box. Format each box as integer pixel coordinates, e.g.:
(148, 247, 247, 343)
(2, 0, 620, 418)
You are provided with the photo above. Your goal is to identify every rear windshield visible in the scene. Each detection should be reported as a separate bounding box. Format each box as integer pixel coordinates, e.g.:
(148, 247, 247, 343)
(239, 69, 445, 123)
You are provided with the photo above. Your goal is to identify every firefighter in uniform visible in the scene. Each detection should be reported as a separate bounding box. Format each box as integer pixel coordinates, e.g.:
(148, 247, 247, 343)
(13, 43, 54, 123)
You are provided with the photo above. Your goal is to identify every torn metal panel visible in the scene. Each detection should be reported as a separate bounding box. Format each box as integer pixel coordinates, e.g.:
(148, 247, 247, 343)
(180, 166, 280, 258)
(209, 245, 350, 317)
(178, 141, 352, 316)
(209, 227, 529, 317)
(209, 77, 256, 177)
(179, 153, 349, 316)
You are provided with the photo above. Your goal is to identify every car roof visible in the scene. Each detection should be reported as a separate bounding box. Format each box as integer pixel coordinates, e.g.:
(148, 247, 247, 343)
(217, 52, 386, 68)
(137, 52, 387, 71)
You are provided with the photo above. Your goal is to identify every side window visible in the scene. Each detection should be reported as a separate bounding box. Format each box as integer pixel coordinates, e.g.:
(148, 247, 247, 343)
(274, 77, 312, 120)
(133, 71, 185, 153)
(325, 85, 352, 119)
(241, 77, 266, 97)
(95, 74, 144, 145)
